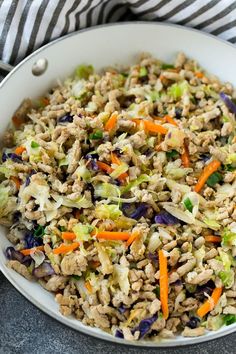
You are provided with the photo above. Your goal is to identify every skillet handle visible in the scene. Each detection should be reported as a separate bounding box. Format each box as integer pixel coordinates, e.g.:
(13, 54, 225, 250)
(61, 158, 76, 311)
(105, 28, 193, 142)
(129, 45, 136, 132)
(0, 60, 14, 73)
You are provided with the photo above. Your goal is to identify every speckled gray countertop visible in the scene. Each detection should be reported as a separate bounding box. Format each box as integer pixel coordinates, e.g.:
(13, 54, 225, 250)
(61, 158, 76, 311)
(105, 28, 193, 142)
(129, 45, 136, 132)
(0, 272, 235, 354)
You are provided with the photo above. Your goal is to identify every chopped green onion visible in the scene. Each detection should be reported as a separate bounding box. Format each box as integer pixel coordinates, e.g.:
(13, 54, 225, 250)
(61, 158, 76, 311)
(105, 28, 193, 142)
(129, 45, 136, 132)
(223, 314, 236, 326)
(139, 66, 148, 77)
(166, 150, 179, 159)
(222, 115, 230, 122)
(223, 164, 236, 171)
(58, 226, 66, 232)
(89, 130, 103, 140)
(154, 285, 160, 298)
(33, 225, 45, 238)
(75, 64, 94, 79)
(183, 197, 193, 212)
(206, 172, 223, 187)
(161, 64, 174, 70)
(71, 275, 82, 281)
(121, 72, 129, 77)
(31, 141, 39, 148)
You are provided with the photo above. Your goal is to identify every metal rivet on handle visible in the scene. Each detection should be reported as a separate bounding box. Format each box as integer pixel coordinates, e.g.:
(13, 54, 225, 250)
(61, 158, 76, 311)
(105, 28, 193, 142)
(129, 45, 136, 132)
(32, 58, 48, 76)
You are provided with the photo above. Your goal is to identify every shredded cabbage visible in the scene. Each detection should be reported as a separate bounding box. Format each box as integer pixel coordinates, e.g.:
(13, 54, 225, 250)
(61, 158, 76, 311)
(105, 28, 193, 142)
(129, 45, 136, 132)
(76, 164, 91, 182)
(194, 246, 205, 270)
(221, 228, 236, 247)
(121, 174, 150, 194)
(72, 223, 94, 242)
(95, 242, 113, 275)
(94, 204, 122, 220)
(75, 64, 94, 79)
(52, 194, 92, 209)
(110, 162, 129, 179)
(113, 264, 130, 295)
(0, 185, 17, 218)
(94, 183, 120, 199)
(168, 81, 189, 100)
(148, 232, 162, 253)
(203, 218, 221, 230)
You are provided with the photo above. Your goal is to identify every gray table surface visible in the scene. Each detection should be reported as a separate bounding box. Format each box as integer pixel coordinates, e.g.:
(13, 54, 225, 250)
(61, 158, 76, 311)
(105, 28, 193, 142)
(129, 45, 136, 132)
(0, 272, 235, 354)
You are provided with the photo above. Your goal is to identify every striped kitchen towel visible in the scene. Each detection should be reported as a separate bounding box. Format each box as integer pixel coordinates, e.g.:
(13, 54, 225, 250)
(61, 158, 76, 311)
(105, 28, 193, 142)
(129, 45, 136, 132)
(0, 0, 235, 66)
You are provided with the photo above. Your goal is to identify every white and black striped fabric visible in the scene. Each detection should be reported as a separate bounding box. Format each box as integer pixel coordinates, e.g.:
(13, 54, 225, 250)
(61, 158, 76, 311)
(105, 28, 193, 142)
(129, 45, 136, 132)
(0, 0, 236, 66)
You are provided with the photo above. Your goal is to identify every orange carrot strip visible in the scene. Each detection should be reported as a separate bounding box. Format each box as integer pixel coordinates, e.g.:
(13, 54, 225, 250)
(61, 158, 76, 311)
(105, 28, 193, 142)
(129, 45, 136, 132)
(20, 245, 44, 256)
(53, 242, 80, 255)
(41, 97, 50, 106)
(126, 231, 139, 247)
(10, 176, 21, 190)
(181, 141, 190, 167)
(158, 249, 169, 320)
(133, 119, 168, 135)
(205, 235, 221, 243)
(197, 287, 223, 318)
(95, 231, 130, 241)
(164, 115, 178, 127)
(195, 72, 204, 79)
(12, 115, 25, 128)
(61, 232, 76, 241)
(110, 152, 129, 181)
(90, 260, 101, 269)
(15, 146, 26, 155)
(104, 112, 117, 131)
(194, 160, 221, 193)
(97, 161, 113, 174)
(85, 281, 93, 293)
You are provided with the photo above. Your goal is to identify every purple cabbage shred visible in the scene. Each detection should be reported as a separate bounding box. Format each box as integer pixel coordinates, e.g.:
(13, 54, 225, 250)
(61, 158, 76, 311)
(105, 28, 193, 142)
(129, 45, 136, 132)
(154, 211, 179, 225)
(132, 314, 158, 338)
(130, 204, 148, 220)
(220, 92, 236, 114)
(115, 329, 124, 339)
(2, 152, 22, 163)
(33, 262, 55, 278)
(58, 114, 73, 124)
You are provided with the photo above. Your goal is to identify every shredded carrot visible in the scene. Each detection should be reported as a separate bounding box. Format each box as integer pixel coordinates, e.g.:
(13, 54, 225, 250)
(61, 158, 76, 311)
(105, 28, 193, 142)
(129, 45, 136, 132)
(85, 281, 93, 293)
(12, 115, 25, 128)
(61, 232, 76, 241)
(10, 176, 21, 190)
(111, 152, 121, 165)
(126, 231, 140, 247)
(110, 152, 129, 181)
(195, 72, 204, 79)
(205, 235, 221, 243)
(194, 160, 221, 193)
(197, 287, 223, 318)
(53, 242, 80, 255)
(20, 245, 44, 256)
(104, 112, 117, 131)
(155, 144, 163, 152)
(181, 141, 190, 167)
(15, 146, 26, 155)
(41, 97, 50, 106)
(97, 161, 113, 174)
(95, 231, 130, 241)
(133, 119, 168, 135)
(158, 249, 169, 320)
(164, 115, 178, 127)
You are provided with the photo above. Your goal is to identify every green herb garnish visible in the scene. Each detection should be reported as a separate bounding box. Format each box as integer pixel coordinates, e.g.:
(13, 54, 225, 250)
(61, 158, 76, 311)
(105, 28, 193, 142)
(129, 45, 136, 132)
(183, 197, 193, 212)
(33, 225, 45, 238)
(89, 130, 103, 140)
(166, 150, 179, 159)
(139, 66, 148, 77)
(206, 172, 223, 187)
(31, 141, 39, 148)
(223, 314, 236, 326)
(161, 64, 174, 70)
